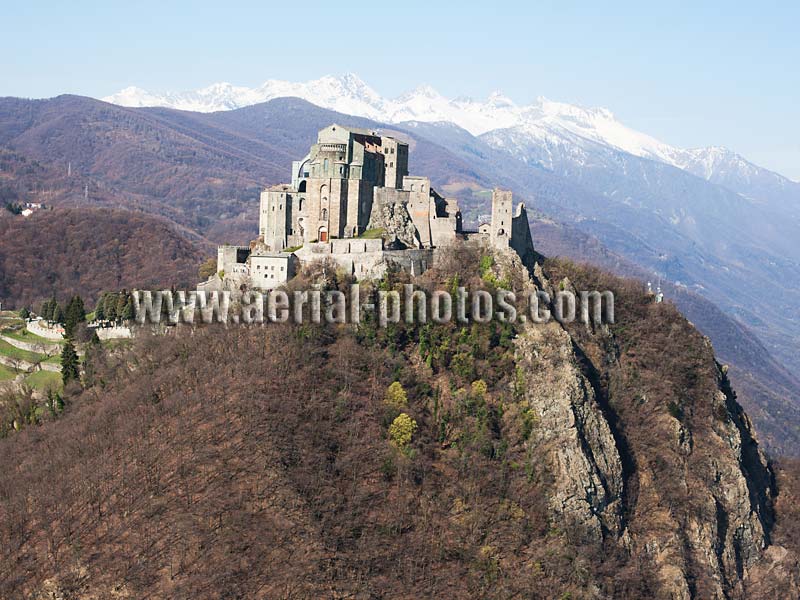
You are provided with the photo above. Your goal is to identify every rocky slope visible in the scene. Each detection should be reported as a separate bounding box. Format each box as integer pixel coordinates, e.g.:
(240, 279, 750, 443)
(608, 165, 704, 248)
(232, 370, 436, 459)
(0, 246, 795, 598)
(530, 258, 781, 598)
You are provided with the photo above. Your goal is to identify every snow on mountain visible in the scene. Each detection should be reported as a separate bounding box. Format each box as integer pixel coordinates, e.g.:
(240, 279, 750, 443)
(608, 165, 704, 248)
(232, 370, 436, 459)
(103, 74, 390, 118)
(100, 73, 685, 162)
(102, 73, 797, 187)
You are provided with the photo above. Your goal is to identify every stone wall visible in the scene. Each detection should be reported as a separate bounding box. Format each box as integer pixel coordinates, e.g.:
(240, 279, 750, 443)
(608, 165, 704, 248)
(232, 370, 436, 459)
(27, 319, 65, 340)
(0, 352, 60, 373)
(297, 239, 389, 279)
(95, 326, 133, 340)
(0, 333, 61, 355)
(510, 203, 537, 271)
(385, 248, 434, 277)
(250, 254, 297, 290)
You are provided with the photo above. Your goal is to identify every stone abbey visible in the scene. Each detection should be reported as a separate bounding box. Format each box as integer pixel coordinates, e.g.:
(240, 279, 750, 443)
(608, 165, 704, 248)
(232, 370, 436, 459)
(203, 124, 535, 291)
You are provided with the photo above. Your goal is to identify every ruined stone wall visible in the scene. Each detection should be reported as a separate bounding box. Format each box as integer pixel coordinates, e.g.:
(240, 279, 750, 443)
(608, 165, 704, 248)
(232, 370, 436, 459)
(403, 176, 433, 247)
(217, 246, 250, 275)
(510, 203, 536, 271)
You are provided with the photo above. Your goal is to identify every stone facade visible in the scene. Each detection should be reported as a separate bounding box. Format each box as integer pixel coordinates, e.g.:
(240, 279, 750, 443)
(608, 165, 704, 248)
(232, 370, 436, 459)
(205, 124, 536, 291)
(250, 253, 298, 290)
(260, 124, 410, 251)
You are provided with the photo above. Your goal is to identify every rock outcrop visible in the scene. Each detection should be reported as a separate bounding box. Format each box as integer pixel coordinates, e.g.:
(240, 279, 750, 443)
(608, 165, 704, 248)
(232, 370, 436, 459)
(520, 260, 782, 599)
(515, 321, 624, 542)
(368, 200, 420, 249)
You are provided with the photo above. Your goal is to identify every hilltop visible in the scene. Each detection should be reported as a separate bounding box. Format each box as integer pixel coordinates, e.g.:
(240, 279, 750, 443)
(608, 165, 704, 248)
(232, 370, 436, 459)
(0, 247, 798, 598)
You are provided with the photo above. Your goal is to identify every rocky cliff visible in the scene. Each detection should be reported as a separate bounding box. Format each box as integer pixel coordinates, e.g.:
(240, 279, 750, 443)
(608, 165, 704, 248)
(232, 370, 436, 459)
(528, 257, 790, 599)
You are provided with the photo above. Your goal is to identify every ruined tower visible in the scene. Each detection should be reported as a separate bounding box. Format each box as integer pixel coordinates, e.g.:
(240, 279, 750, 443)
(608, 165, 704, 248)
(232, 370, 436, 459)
(490, 188, 513, 249)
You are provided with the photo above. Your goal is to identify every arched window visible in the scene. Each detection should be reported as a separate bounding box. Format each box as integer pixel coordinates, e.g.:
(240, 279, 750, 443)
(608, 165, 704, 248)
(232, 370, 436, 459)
(323, 158, 329, 173)
(299, 198, 304, 212)
(321, 208, 328, 221)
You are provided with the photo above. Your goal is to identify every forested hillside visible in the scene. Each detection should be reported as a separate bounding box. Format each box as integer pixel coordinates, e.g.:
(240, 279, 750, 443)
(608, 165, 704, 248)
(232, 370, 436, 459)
(0, 208, 208, 309)
(0, 247, 797, 598)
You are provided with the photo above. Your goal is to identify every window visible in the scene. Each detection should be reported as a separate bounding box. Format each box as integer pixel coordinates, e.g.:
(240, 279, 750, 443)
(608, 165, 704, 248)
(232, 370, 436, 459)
(339, 166, 344, 175)
(321, 207, 328, 220)
(323, 158, 329, 172)
(390, 162, 393, 167)
(391, 147, 395, 154)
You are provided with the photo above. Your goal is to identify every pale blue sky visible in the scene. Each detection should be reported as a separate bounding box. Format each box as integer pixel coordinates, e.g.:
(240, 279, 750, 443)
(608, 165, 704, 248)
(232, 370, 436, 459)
(2, 1, 798, 179)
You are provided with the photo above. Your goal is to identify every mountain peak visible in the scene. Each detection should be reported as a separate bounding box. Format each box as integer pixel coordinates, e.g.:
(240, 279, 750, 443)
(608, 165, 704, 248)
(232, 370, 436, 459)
(487, 90, 515, 108)
(397, 84, 445, 102)
(99, 74, 793, 184)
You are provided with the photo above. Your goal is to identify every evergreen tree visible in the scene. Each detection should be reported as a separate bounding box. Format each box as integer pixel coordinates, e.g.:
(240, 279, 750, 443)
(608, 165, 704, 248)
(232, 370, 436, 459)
(67, 295, 86, 322)
(19, 307, 30, 320)
(64, 295, 86, 337)
(115, 292, 127, 323)
(61, 340, 80, 385)
(48, 297, 59, 322)
(40, 299, 53, 321)
(104, 293, 118, 323)
(94, 294, 106, 321)
(122, 294, 135, 322)
(52, 303, 65, 325)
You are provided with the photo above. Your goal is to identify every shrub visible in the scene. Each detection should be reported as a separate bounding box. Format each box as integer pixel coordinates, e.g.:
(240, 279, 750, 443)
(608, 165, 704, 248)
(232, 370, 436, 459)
(388, 413, 417, 449)
(450, 352, 476, 381)
(384, 381, 408, 411)
(471, 379, 488, 399)
(667, 401, 683, 420)
(198, 257, 216, 279)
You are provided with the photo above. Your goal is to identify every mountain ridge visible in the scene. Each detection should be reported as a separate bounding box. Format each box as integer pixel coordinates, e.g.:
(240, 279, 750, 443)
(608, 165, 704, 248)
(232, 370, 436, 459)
(101, 73, 799, 187)
(1, 93, 798, 455)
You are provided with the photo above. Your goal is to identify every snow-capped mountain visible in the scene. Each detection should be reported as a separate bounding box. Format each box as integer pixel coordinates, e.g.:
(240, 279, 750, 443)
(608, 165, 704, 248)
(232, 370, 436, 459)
(103, 73, 797, 190)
